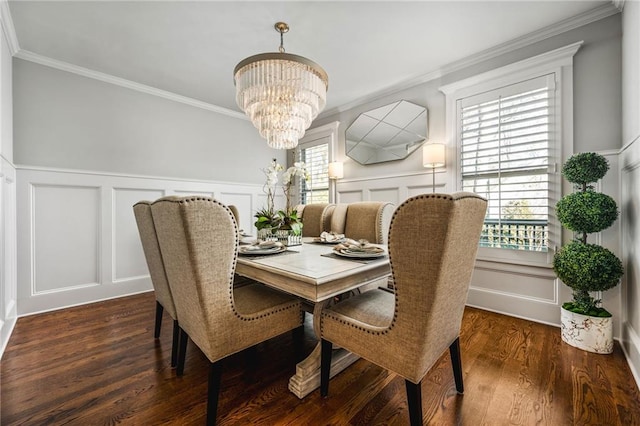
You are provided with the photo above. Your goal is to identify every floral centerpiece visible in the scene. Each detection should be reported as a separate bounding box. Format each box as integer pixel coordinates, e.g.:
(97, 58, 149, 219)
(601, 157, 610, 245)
(254, 159, 283, 235)
(254, 158, 309, 243)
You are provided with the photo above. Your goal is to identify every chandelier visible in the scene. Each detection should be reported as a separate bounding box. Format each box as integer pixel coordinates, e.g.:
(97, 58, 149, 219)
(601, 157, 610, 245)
(234, 22, 329, 149)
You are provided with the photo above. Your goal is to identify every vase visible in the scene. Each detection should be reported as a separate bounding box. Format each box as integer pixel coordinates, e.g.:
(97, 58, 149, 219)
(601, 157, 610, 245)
(560, 307, 613, 354)
(275, 227, 302, 247)
(257, 227, 277, 242)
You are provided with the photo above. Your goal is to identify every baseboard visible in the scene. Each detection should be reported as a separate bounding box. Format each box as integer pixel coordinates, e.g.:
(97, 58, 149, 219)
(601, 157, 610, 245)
(18, 288, 153, 318)
(621, 321, 640, 390)
(0, 301, 17, 359)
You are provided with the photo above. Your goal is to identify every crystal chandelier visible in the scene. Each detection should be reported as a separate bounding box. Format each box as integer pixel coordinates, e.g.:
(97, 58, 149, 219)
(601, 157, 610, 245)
(234, 22, 329, 149)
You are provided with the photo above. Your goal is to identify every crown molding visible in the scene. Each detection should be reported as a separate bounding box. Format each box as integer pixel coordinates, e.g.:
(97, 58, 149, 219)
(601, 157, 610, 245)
(439, 40, 583, 95)
(6, 2, 619, 122)
(0, 1, 20, 55)
(14, 49, 248, 120)
(611, 0, 625, 12)
(320, 2, 620, 118)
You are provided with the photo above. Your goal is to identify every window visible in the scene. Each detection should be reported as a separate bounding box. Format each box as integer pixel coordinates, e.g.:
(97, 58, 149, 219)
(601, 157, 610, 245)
(441, 42, 580, 266)
(295, 122, 339, 205)
(459, 75, 553, 253)
(299, 142, 329, 204)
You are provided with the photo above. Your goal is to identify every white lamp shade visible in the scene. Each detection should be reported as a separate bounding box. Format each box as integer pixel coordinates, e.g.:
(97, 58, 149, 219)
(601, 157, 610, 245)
(328, 161, 344, 179)
(423, 143, 446, 168)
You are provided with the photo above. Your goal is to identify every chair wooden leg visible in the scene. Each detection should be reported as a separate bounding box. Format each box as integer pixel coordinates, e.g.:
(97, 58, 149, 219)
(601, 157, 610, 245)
(320, 339, 332, 397)
(405, 379, 423, 426)
(154, 301, 163, 338)
(170, 320, 179, 368)
(176, 327, 188, 376)
(449, 337, 464, 394)
(206, 361, 223, 426)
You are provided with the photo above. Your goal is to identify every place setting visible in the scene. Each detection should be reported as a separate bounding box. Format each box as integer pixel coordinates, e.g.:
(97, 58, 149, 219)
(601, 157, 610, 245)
(311, 231, 347, 244)
(322, 238, 388, 263)
(238, 240, 295, 258)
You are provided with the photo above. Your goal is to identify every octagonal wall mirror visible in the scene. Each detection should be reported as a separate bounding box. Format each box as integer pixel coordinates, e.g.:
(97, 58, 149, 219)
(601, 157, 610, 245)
(345, 100, 428, 165)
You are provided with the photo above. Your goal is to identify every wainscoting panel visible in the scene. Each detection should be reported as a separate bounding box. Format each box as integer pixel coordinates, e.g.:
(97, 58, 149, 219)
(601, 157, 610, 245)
(621, 135, 640, 387)
(471, 263, 557, 302)
(218, 191, 254, 231)
(173, 189, 215, 198)
(32, 184, 101, 293)
(467, 261, 560, 325)
(370, 188, 400, 205)
(113, 188, 164, 283)
(337, 190, 364, 204)
(337, 170, 451, 205)
(407, 184, 437, 198)
(16, 167, 265, 315)
(1, 157, 17, 356)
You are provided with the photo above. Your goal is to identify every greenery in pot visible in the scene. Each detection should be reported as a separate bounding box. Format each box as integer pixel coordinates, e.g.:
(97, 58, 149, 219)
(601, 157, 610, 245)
(254, 158, 308, 236)
(553, 152, 624, 317)
(254, 159, 283, 233)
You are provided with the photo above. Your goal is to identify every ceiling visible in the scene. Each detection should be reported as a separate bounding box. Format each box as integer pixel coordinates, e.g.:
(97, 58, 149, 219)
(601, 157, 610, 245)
(7, 1, 615, 118)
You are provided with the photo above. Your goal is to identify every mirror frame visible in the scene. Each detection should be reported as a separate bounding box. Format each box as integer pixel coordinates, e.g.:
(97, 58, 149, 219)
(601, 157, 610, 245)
(345, 100, 428, 165)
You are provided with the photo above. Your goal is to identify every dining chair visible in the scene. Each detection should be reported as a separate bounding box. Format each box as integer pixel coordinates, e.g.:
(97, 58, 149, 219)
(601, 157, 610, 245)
(297, 203, 336, 237)
(330, 201, 395, 244)
(319, 192, 487, 426)
(133, 200, 180, 367)
(150, 196, 303, 425)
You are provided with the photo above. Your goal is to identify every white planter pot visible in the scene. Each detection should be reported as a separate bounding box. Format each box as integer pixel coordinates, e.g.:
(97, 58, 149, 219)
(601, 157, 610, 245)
(560, 307, 613, 354)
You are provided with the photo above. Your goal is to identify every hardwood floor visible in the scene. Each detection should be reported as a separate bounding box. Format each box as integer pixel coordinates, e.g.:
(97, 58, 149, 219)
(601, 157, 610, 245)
(2, 292, 639, 425)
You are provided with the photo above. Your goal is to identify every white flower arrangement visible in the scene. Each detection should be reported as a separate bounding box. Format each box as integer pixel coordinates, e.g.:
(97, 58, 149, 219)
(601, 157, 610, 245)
(255, 158, 309, 234)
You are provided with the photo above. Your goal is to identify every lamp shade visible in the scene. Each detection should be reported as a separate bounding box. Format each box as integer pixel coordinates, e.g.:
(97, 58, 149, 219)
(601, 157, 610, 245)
(328, 161, 344, 179)
(423, 143, 446, 168)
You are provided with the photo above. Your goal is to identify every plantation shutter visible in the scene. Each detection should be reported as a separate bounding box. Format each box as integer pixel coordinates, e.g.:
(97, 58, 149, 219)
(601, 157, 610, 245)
(459, 74, 555, 252)
(298, 141, 329, 204)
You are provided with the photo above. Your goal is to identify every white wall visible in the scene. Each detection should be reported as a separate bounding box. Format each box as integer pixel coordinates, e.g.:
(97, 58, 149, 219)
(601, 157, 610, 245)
(9, 55, 292, 318)
(0, 2, 16, 356)
(620, 0, 640, 387)
(12, 59, 286, 183)
(8, 44, 295, 318)
(316, 14, 623, 333)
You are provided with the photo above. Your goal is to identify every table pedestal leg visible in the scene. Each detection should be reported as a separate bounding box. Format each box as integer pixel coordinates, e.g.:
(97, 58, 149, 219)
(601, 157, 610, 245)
(288, 343, 359, 398)
(288, 298, 360, 399)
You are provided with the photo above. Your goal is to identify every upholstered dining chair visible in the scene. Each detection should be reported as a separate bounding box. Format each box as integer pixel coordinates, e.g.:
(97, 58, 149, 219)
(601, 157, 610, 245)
(319, 192, 487, 426)
(228, 204, 254, 288)
(297, 203, 336, 237)
(330, 201, 395, 244)
(228, 204, 240, 226)
(133, 200, 180, 368)
(150, 196, 303, 425)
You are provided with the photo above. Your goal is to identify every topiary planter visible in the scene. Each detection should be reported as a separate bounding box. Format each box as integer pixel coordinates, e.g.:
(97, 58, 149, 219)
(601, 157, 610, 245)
(560, 306, 613, 354)
(554, 152, 623, 355)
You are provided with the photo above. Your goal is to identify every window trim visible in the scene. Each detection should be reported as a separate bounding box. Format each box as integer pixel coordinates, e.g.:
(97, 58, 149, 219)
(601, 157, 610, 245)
(440, 41, 582, 267)
(295, 121, 340, 204)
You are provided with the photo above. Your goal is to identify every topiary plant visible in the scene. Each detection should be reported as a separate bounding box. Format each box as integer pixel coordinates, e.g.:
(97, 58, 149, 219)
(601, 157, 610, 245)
(553, 152, 623, 316)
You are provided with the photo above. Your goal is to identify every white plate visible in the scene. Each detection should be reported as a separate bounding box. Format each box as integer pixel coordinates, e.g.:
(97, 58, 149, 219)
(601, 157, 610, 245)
(333, 249, 386, 259)
(313, 237, 347, 244)
(239, 246, 287, 256)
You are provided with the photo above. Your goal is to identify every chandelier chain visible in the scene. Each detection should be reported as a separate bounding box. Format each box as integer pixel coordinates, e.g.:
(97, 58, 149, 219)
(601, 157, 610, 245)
(279, 30, 285, 53)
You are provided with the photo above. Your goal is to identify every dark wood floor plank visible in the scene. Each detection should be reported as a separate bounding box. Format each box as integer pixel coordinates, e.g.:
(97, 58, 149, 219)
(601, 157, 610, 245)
(2, 292, 640, 425)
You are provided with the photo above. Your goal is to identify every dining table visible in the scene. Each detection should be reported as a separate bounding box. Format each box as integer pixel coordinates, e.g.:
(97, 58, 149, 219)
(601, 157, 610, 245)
(235, 237, 391, 399)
